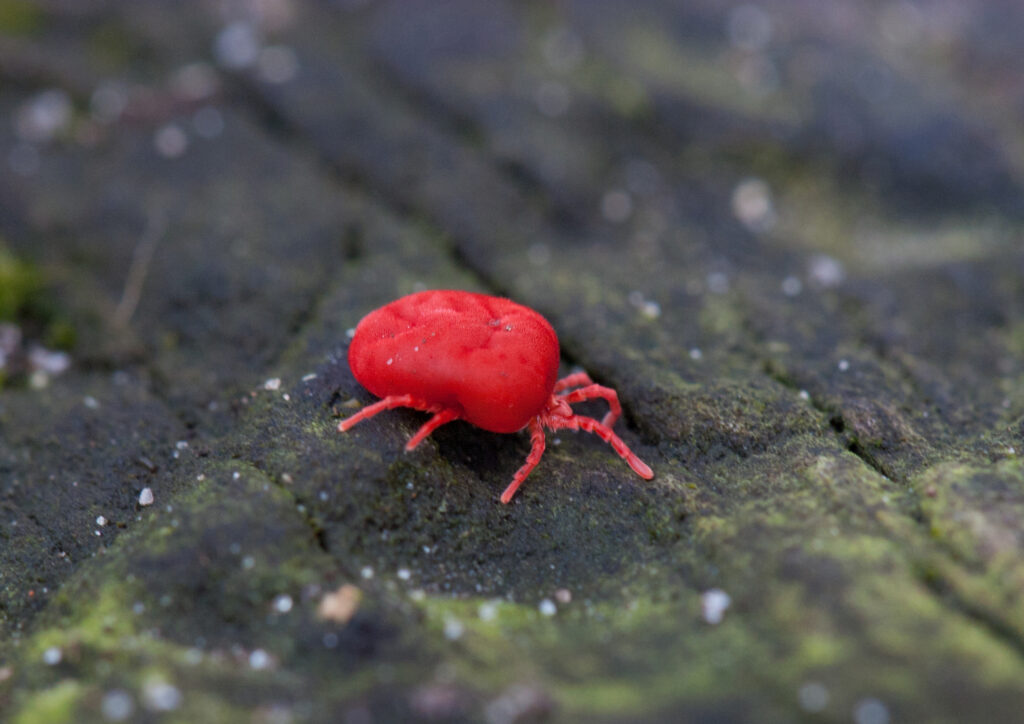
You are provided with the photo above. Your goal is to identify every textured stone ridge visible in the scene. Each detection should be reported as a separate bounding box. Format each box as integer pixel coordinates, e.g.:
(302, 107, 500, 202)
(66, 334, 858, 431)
(2, 1, 1024, 722)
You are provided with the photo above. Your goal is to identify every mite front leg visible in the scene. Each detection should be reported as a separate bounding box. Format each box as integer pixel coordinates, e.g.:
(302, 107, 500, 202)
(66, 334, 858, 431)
(338, 394, 443, 432)
(405, 408, 460, 450)
(500, 417, 547, 503)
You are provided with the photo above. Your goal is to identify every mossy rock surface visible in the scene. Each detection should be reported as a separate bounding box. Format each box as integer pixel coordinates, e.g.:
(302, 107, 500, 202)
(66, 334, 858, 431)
(2, 1, 1024, 722)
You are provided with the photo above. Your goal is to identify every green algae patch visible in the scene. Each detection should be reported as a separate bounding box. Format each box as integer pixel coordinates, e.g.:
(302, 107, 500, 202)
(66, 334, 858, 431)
(0, 0, 42, 36)
(12, 680, 82, 724)
(0, 243, 41, 322)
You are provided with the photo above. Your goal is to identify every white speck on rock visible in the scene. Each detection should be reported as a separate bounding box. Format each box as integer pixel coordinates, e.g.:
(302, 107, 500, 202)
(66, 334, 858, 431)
(101, 688, 135, 721)
(853, 697, 890, 724)
(138, 488, 154, 506)
(797, 681, 829, 712)
(443, 618, 464, 641)
(700, 588, 732, 624)
(263, 377, 281, 391)
(142, 680, 182, 712)
(154, 124, 188, 158)
(272, 594, 293, 614)
(538, 599, 557, 617)
(42, 646, 62, 665)
(248, 648, 271, 670)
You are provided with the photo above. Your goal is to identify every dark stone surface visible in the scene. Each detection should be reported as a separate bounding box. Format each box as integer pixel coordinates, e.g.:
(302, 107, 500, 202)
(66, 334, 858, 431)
(1, 1, 1023, 722)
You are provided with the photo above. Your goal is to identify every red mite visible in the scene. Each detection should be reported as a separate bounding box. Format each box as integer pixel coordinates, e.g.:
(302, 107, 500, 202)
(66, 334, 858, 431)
(338, 290, 654, 503)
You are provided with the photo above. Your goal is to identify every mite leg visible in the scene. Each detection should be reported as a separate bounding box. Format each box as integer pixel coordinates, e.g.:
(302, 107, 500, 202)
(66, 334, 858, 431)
(554, 415, 653, 480)
(337, 394, 443, 432)
(553, 371, 594, 393)
(500, 417, 546, 504)
(557, 384, 623, 428)
(405, 408, 460, 451)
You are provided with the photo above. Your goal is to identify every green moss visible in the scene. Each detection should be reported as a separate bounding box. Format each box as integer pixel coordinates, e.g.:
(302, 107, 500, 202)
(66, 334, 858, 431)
(12, 680, 82, 724)
(0, 243, 41, 322)
(0, 0, 43, 36)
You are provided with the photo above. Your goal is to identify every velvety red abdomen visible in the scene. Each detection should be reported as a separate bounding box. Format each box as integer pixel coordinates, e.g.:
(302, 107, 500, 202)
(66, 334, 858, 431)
(348, 291, 560, 433)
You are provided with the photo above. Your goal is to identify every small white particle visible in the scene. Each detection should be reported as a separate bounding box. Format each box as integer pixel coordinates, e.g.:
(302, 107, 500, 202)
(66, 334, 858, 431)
(232, 471, 240, 480)
(214, 21, 261, 70)
(346, 328, 356, 339)
(731, 177, 776, 232)
(443, 618, 465, 641)
(28, 346, 71, 375)
(797, 682, 829, 712)
(263, 377, 281, 391)
(361, 566, 374, 579)
(96, 515, 107, 526)
(554, 588, 572, 604)
(853, 697, 890, 724)
(138, 488, 154, 506)
(302, 373, 317, 382)
(154, 124, 188, 159)
(272, 594, 293, 614)
(799, 389, 810, 401)
(176, 440, 189, 450)
(196, 474, 205, 482)
(781, 276, 803, 297)
(478, 602, 498, 621)
(248, 649, 271, 670)
(809, 254, 845, 288)
(538, 599, 557, 617)
(689, 348, 703, 361)
(386, 358, 394, 366)
(700, 588, 732, 624)
(15, 89, 72, 143)
(142, 681, 182, 712)
(101, 689, 135, 721)
(397, 568, 411, 581)
(838, 359, 850, 372)
(83, 396, 100, 409)
(42, 646, 62, 665)
(242, 555, 255, 570)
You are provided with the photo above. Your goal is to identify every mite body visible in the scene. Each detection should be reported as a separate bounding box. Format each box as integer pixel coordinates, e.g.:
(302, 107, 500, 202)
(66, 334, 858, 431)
(338, 290, 653, 502)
